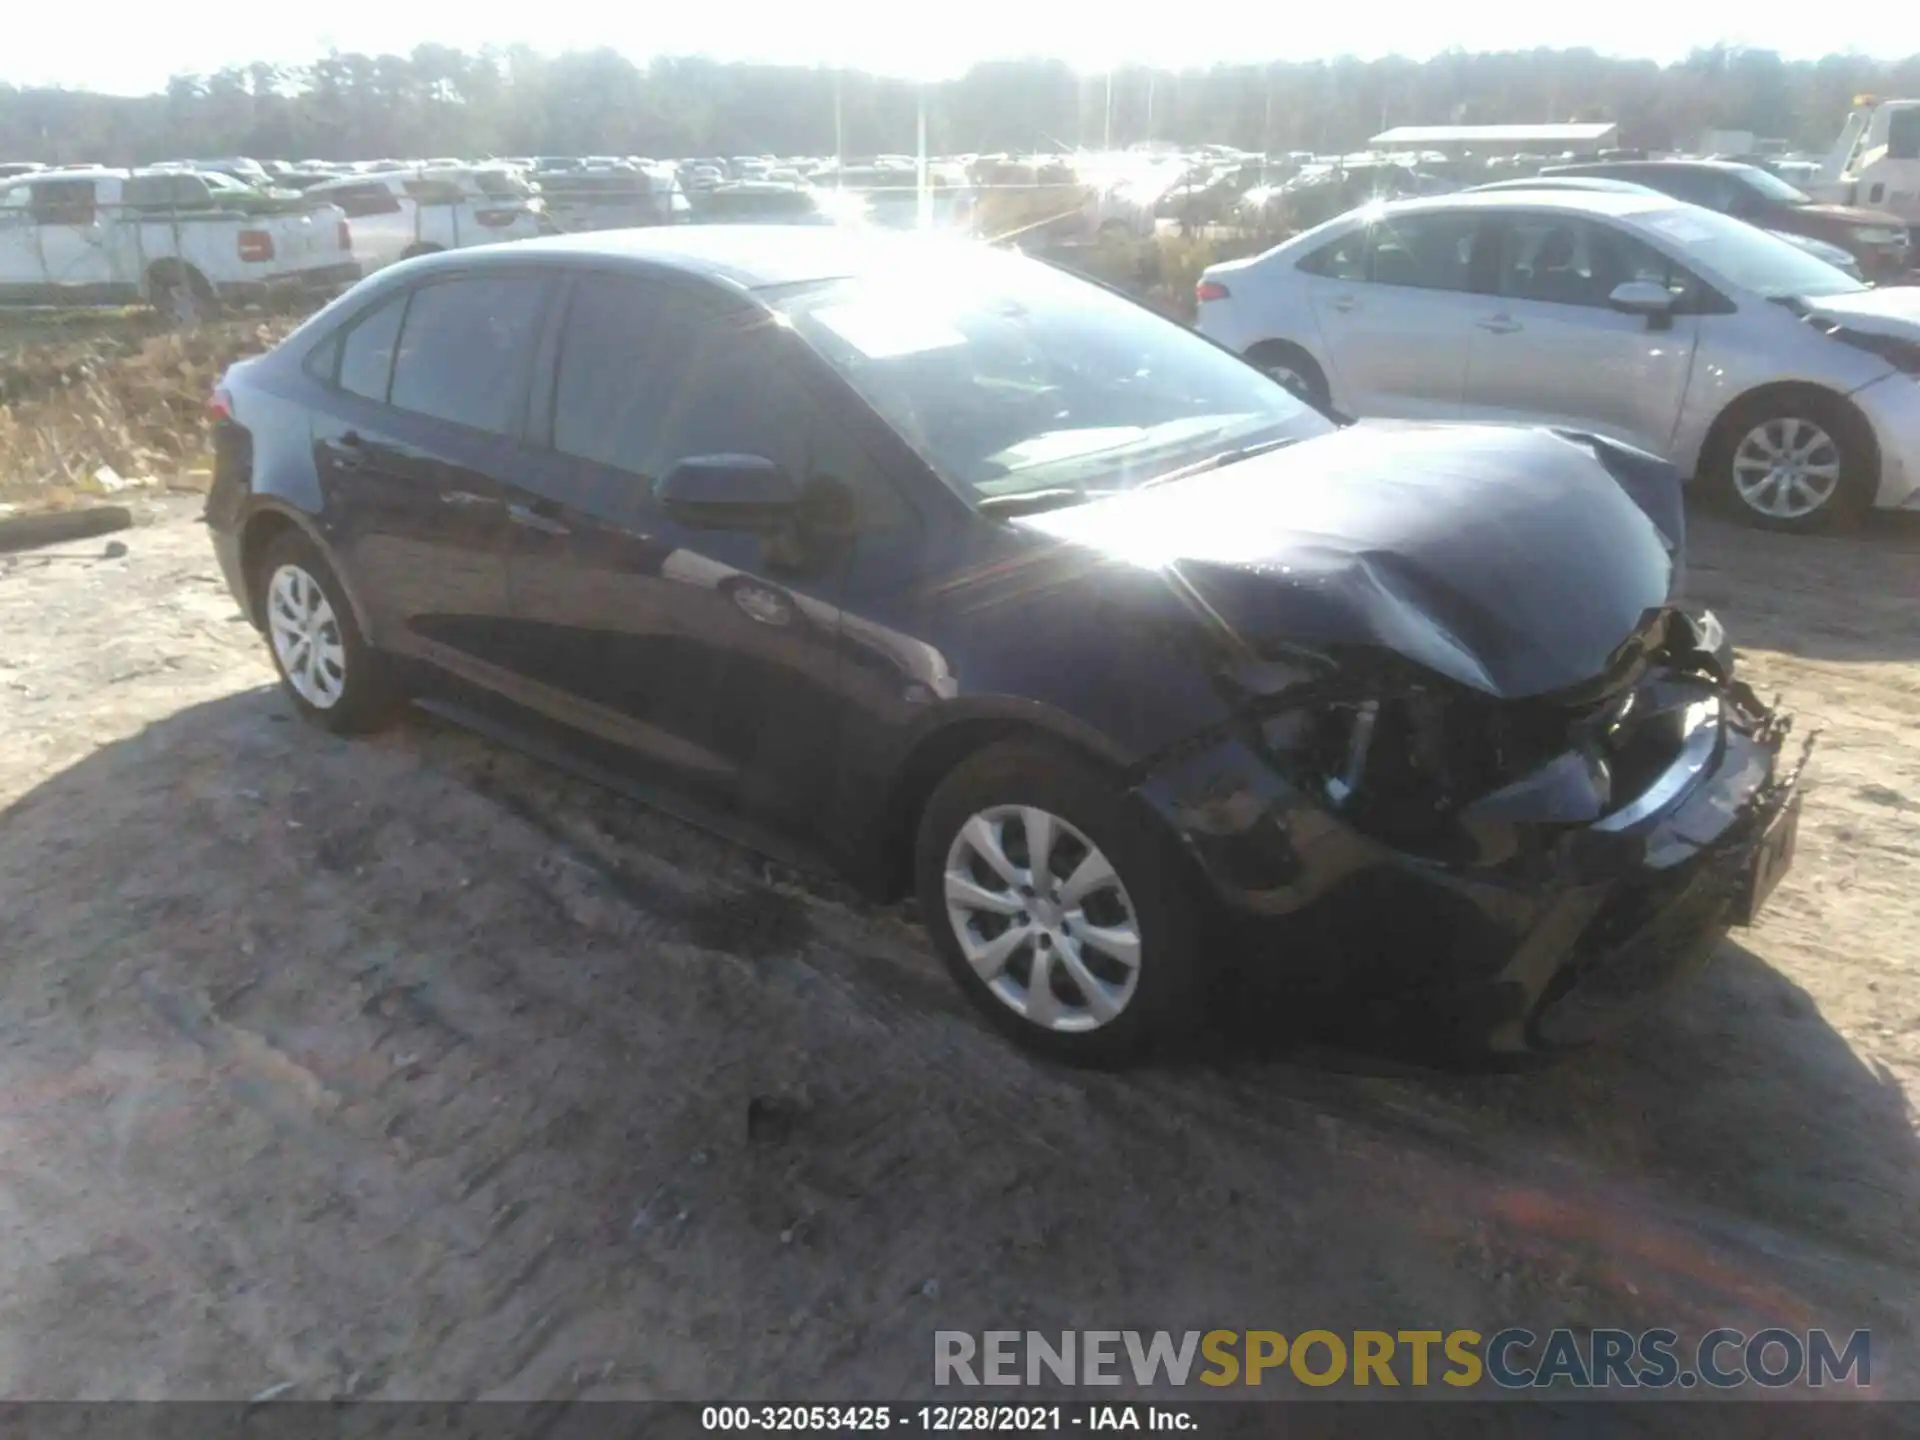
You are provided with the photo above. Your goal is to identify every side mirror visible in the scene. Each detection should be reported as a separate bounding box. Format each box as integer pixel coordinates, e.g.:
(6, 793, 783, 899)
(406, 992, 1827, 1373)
(656, 454, 798, 531)
(1608, 280, 1678, 327)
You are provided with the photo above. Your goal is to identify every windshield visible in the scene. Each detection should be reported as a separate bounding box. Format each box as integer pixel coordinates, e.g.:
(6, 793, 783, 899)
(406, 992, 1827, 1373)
(773, 251, 1331, 504)
(1738, 167, 1814, 206)
(1637, 205, 1867, 299)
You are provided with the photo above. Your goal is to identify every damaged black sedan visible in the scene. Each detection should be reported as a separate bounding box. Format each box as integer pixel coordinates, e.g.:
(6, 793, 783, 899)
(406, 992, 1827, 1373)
(204, 228, 1805, 1064)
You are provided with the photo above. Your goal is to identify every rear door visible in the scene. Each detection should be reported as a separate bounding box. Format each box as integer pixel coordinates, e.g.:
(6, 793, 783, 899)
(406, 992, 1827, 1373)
(1297, 210, 1486, 419)
(499, 271, 893, 831)
(1459, 213, 1700, 456)
(311, 271, 554, 684)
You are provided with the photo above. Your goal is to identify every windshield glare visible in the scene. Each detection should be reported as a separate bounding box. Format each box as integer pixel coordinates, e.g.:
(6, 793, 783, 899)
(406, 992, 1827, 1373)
(775, 253, 1331, 503)
(1638, 205, 1867, 298)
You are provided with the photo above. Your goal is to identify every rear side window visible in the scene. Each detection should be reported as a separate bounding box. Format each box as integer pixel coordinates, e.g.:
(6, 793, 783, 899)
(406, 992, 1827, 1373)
(337, 293, 409, 402)
(388, 275, 548, 436)
(1367, 213, 1480, 291)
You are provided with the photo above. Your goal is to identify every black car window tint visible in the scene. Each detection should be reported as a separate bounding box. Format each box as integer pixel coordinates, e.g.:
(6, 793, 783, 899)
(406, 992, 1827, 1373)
(337, 292, 409, 402)
(388, 275, 546, 435)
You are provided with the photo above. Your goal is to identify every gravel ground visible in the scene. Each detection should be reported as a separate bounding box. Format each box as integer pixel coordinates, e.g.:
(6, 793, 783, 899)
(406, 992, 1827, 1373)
(0, 498, 1915, 1406)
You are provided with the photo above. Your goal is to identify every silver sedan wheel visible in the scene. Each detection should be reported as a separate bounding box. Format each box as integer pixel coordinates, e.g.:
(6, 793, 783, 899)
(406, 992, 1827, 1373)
(1731, 417, 1843, 520)
(266, 563, 347, 710)
(943, 805, 1142, 1033)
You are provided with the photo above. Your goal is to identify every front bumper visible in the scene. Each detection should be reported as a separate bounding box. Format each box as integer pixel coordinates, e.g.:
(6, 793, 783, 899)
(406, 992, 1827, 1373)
(1852, 371, 1920, 510)
(1134, 679, 1806, 1052)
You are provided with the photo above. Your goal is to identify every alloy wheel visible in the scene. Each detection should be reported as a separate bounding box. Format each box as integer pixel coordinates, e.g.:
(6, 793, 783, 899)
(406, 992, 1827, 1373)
(942, 805, 1142, 1033)
(1731, 417, 1842, 521)
(267, 563, 348, 710)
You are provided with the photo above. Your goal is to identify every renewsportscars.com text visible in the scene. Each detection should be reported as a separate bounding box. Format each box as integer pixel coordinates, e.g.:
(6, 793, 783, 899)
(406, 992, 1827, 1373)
(933, 1328, 1871, 1390)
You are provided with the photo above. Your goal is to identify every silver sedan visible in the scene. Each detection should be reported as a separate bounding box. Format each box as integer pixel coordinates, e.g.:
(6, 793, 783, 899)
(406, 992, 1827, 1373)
(1198, 189, 1920, 530)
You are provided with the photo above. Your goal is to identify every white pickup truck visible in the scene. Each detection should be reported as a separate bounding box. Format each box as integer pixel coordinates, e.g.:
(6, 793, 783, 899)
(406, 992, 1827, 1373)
(0, 167, 360, 318)
(302, 167, 550, 272)
(1813, 97, 1920, 232)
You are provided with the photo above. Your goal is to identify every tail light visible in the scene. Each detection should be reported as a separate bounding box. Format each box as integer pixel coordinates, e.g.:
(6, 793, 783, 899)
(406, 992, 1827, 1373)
(337, 218, 352, 250)
(208, 387, 234, 423)
(475, 208, 522, 228)
(1196, 279, 1230, 303)
(237, 230, 275, 263)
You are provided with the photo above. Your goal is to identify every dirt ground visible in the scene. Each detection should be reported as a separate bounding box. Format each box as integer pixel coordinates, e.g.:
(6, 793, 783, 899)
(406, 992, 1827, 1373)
(0, 496, 1916, 1407)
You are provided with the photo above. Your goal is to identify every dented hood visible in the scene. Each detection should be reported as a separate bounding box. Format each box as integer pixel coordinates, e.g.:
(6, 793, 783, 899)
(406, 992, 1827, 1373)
(1016, 423, 1676, 699)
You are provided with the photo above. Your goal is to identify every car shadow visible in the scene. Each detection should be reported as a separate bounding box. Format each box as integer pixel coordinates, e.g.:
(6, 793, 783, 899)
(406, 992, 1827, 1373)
(1685, 508, 1920, 664)
(3, 687, 1915, 1398)
(1193, 932, 1920, 1280)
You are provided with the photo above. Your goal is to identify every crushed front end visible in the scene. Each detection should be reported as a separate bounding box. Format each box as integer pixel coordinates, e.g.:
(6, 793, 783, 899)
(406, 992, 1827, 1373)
(1134, 609, 1811, 1053)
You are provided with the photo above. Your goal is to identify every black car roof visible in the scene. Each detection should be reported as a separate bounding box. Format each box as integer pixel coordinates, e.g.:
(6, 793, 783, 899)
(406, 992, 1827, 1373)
(411, 225, 977, 292)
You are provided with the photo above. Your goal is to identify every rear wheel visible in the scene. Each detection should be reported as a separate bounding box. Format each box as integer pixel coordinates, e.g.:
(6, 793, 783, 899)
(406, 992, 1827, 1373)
(915, 740, 1206, 1065)
(1710, 392, 1875, 531)
(150, 265, 214, 326)
(254, 529, 399, 733)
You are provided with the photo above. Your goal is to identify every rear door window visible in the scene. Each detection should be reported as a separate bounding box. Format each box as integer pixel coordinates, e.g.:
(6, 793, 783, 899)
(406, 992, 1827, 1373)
(1365, 212, 1482, 291)
(387, 275, 549, 436)
(336, 292, 410, 401)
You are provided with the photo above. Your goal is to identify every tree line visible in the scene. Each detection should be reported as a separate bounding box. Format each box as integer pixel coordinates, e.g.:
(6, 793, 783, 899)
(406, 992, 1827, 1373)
(4, 45, 1919, 167)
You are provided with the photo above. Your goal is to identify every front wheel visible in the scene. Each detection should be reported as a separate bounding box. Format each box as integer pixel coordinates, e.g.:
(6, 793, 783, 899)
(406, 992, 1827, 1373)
(915, 740, 1207, 1065)
(1713, 394, 1875, 531)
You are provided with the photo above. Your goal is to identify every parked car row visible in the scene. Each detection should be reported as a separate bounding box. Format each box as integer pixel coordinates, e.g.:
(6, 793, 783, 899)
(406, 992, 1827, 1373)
(205, 226, 1802, 1063)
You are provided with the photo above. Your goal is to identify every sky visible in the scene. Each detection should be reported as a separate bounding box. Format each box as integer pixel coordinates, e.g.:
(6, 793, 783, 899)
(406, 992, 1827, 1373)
(10, 2, 1920, 95)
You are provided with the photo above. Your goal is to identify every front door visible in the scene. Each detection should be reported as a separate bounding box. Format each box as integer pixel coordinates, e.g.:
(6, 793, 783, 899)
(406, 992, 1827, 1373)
(312, 272, 553, 684)
(1461, 214, 1700, 457)
(500, 273, 866, 831)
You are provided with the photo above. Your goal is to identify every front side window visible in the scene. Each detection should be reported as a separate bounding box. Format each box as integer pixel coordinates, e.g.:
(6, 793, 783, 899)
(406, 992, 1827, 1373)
(388, 275, 547, 435)
(553, 276, 813, 480)
(772, 246, 1333, 505)
(1495, 216, 1614, 307)
(551, 274, 906, 530)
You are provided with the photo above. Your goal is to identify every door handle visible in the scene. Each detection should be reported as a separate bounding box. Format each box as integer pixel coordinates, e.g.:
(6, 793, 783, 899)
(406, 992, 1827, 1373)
(1327, 294, 1360, 313)
(507, 501, 570, 537)
(1476, 315, 1523, 334)
(441, 489, 489, 507)
(333, 431, 368, 471)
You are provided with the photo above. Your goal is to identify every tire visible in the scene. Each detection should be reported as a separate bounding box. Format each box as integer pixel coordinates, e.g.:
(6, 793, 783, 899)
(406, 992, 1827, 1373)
(1707, 390, 1876, 532)
(1245, 340, 1331, 408)
(253, 529, 399, 733)
(150, 265, 215, 326)
(915, 740, 1207, 1065)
